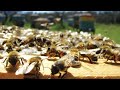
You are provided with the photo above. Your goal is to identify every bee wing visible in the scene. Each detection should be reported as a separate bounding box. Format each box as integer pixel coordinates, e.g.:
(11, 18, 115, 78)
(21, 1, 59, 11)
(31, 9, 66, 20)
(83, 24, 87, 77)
(0, 62, 6, 68)
(15, 63, 29, 75)
(0, 62, 7, 73)
(80, 50, 91, 54)
(24, 62, 37, 74)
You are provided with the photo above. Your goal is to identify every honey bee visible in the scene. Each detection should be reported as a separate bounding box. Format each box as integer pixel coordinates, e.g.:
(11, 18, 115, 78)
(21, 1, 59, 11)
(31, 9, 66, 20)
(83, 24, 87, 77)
(51, 60, 70, 79)
(12, 37, 22, 47)
(3, 51, 25, 69)
(35, 36, 51, 47)
(15, 47, 22, 52)
(4, 42, 13, 53)
(66, 49, 81, 67)
(20, 35, 36, 46)
(46, 47, 66, 58)
(2, 36, 22, 47)
(92, 34, 103, 41)
(86, 40, 98, 49)
(35, 36, 42, 46)
(16, 57, 44, 79)
(102, 48, 120, 63)
(2, 39, 8, 45)
(79, 50, 98, 64)
(75, 42, 85, 50)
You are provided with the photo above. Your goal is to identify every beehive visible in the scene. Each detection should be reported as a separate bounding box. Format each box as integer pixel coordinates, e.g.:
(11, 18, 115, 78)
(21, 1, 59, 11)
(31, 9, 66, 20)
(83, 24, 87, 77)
(79, 14, 95, 32)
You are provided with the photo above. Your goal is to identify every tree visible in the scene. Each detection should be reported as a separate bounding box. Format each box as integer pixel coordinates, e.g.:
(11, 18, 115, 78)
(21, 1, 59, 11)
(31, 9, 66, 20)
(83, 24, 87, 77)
(112, 11, 120, 24)
(0, 11, 17, 25)
(60, 11, 65, 28)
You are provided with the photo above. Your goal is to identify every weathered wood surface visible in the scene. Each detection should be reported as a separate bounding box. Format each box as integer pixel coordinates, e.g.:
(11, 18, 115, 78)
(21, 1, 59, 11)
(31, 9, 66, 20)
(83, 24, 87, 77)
(0, 55, 120, 79)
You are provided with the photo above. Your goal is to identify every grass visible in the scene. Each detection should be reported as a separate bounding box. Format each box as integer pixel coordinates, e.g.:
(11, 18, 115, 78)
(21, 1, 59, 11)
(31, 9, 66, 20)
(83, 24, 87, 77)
(95, 23, 120, 44)
(5, 22, 32, 29)
(24, 22, 32, 29)
(4, 21, 14, 26)
(49, 22, 75, 32)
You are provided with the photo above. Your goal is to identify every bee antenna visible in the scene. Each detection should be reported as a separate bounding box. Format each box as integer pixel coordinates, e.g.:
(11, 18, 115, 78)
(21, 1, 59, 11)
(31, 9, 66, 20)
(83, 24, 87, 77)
(3, 58, 7, 63)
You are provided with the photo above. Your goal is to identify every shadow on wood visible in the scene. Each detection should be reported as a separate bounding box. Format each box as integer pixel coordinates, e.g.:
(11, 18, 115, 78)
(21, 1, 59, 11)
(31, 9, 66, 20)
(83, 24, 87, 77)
(0, 73, 24, 79)
(24, 72, 44, 79)
(71, 65, 81, 68)
(104, 62, 120, 66)
(80, 59, 99, 64)
(43, 72, 76, 79)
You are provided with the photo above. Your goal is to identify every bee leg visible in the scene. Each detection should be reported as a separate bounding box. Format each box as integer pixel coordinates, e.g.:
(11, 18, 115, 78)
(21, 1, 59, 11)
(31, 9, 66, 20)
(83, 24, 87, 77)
(114, 60, 117, 63)
(19, 57, 26, 65)
(105, 58, 109, 63)
(114, 59, 117, 63)
(19, 58, 24, 65)
(104, 59, 108, 63)
(35, 71, 40, 79)
(61, 71, 67, 79)
(36, 67, 40, 76)
(35, 66, 40, 79)
(87, 55, 93, 64)
(6, 60, 9, 67)
(58, 72, 61, 78)
(21, 58, 24, 65)
(106, 58, 109, 62)
(3, 58, 7, 63)
(114, 55, 117, 63)
(21, 60, 24, 65)
(20, 59, 23, 65)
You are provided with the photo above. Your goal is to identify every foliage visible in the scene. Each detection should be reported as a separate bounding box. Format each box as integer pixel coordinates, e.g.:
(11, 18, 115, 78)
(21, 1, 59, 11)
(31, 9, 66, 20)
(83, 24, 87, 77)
(24, 22, 31, 29)
(49, 22, 74, 31)
(4, 18, 14, 26)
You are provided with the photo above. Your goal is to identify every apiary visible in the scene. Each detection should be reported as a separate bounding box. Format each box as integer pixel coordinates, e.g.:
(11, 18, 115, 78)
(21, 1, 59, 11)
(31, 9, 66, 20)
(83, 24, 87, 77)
(0, 25, 120, 79)
(73, 13, 95, 33)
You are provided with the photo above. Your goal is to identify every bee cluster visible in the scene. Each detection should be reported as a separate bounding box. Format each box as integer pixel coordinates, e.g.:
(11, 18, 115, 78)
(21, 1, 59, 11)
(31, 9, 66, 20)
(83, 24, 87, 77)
(0, 25, 120, 79)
